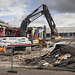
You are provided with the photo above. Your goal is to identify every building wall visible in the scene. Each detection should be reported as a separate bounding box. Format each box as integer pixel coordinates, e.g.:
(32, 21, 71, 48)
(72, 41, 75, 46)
(46, 27, 75, 38)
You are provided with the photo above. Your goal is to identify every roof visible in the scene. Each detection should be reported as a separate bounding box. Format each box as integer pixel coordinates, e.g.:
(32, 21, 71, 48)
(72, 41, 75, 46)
(46, 27, 75, 33)
(0, 23, 9, 27)
(0, 23, 19, 29)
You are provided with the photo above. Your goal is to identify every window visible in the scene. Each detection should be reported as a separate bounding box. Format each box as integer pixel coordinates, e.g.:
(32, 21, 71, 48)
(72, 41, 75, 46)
(46, 33, 51, 38)
(59, 33, 63, 37)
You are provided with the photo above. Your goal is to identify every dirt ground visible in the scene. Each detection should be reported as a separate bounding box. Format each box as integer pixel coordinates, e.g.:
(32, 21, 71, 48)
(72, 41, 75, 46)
(0, 41, 75, 75)
(0, 67, 75, 75)
(0, 47, 54, 67)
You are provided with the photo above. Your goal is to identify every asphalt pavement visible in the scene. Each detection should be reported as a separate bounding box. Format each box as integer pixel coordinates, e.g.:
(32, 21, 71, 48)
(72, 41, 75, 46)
(0, 67, 75, 75)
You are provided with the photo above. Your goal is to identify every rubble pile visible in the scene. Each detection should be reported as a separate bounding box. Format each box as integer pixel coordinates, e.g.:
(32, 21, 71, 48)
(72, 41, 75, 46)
(0, 44, 75, 68)
(0, 48, 49, 62)
(25, 44, 75, 68)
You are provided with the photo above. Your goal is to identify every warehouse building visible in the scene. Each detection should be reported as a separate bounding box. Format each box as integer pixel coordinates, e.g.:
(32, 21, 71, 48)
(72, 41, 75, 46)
(46, 27, 75, 38)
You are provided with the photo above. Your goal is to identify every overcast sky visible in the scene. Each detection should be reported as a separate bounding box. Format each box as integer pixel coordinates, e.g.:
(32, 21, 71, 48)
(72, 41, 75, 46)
(0, 0, 75, 27)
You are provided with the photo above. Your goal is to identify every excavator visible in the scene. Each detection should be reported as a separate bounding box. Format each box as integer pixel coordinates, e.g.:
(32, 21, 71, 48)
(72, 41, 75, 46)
(0, 4, 61, 54)
(18, 4, 61, 44)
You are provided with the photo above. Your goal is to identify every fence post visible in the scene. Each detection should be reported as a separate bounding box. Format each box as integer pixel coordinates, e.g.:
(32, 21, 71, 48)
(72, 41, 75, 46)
(7, 42, 17, 73)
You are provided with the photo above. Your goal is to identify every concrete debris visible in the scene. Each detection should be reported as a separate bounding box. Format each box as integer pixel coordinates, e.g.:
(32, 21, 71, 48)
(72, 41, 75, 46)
(55, 54, 71, 64)
(43, 62, 49, 66)
(25, 44, 75, 68)
(0, 44, 75, 68)
(38, 60, 53, 67)
(26, 47, 31, 54)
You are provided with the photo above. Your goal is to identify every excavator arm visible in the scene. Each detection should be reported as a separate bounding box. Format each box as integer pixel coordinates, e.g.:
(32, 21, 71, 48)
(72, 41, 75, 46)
(20, 4, 61, 42)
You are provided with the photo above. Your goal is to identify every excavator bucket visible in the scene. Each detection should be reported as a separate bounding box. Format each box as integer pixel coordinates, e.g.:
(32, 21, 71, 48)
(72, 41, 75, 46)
(51, 36, 61, 42)
(55, 36, 61, 42)
(51, 28, 61, 42)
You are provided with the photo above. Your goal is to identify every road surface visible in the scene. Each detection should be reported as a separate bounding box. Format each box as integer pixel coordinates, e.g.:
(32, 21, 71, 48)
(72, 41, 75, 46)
(0, 67, 75, 75)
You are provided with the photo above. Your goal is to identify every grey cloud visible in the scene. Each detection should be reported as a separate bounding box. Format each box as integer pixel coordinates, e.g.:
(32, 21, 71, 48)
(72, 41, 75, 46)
(36, 0, 75, 13)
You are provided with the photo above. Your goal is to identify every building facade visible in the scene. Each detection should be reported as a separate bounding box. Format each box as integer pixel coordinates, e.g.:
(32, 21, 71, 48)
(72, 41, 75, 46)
(46, 27, 75, 38)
